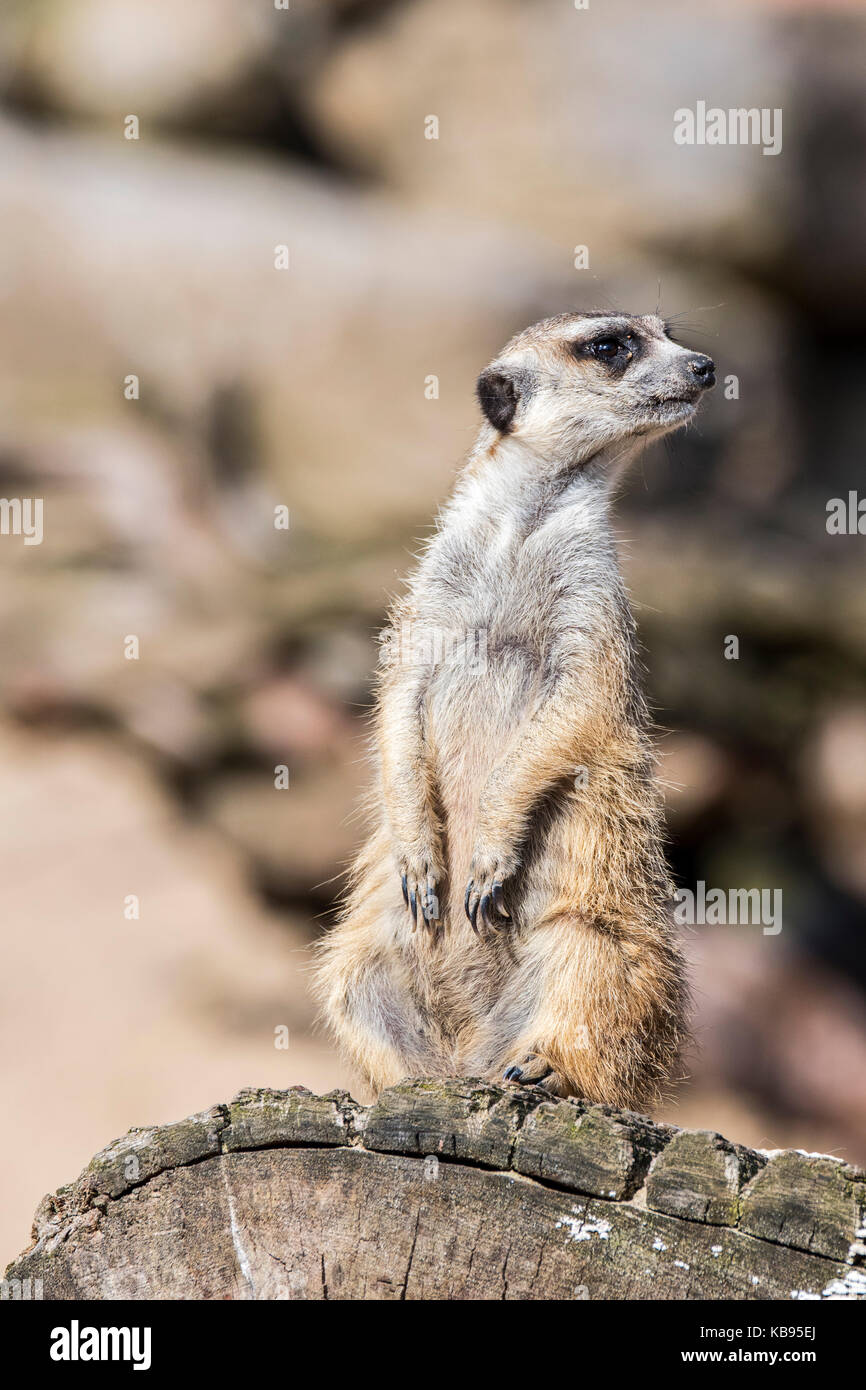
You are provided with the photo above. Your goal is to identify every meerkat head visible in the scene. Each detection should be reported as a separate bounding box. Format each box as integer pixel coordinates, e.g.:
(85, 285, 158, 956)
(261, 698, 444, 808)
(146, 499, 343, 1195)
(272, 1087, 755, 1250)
(476, 311, 715, 470)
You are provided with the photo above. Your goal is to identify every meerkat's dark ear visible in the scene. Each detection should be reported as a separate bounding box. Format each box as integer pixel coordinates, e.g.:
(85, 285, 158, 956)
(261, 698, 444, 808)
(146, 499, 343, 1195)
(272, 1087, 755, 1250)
(476, 368, 519, 433)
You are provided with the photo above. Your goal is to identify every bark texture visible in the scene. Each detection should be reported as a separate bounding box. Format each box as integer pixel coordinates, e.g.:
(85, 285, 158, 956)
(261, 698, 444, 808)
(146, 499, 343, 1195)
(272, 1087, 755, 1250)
(5, 1080, 866, 1300)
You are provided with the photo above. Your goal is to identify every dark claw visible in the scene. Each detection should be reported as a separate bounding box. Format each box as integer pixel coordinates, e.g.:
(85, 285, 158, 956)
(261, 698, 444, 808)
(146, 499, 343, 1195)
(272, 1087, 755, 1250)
(409, 889, 417, 924)
(503, 1066, 523, 1082)
(401, 874, 408, 906)
(479, 892, 492, 929)
(492, 881, 509, 919)
(469, 894, 480, 931)
(464, 880, 474, 922)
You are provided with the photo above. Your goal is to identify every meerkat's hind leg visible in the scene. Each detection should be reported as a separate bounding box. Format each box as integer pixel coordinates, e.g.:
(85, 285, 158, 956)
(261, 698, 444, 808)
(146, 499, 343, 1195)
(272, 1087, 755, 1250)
(485, 914, 687, 1110)
(315, 894, 452, 1094)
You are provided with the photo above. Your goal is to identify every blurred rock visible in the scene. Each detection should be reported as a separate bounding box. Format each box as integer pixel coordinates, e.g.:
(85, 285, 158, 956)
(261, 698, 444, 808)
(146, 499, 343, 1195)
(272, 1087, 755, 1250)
(0, 114, 568, 539)
(671, 926, 866, 1165)
(0, 719, 352, 1266)
(3, 0, 270, 120)
(239, 673, 359, 764)
(660, 732, 731, 824)
(294, 627, 377, 706)
(0, 0, 339, 148)
(802, 705, 866, 901)
(311, 0, 788, 257)
(202, 738, 370, 899)
(807, 705, 866, 820)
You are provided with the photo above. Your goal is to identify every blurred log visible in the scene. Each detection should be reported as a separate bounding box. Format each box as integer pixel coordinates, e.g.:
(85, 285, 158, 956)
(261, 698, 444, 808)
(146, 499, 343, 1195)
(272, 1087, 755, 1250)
(5, 1080, 866, 1301)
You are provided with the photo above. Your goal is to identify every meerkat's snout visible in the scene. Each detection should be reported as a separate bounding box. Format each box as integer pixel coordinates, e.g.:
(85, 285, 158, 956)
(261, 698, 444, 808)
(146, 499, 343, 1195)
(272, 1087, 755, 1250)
(642, 344, 715, 429)
(681, 351, 716, 393)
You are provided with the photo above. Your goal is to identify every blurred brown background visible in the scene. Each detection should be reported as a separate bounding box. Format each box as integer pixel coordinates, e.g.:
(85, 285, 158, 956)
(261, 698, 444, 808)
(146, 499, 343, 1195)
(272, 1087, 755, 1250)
(1, 0, 865, 1267)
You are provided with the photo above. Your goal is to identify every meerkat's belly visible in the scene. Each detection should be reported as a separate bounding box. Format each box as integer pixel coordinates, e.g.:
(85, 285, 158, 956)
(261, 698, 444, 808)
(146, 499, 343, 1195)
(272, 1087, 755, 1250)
(426, 642, 543, 922)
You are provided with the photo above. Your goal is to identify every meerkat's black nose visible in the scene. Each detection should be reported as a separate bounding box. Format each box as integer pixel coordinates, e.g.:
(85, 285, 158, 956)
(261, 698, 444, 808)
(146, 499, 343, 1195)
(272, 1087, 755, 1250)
(686, 353, 716, 386)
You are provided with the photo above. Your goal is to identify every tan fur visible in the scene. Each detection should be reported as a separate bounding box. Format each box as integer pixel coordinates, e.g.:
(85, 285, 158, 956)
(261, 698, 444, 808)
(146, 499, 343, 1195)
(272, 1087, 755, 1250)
(314, 311, 715, 1108)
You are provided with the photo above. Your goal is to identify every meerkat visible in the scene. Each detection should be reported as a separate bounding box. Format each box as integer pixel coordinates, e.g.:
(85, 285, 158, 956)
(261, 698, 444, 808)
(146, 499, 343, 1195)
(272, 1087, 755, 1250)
(314, 310, 715, 1109)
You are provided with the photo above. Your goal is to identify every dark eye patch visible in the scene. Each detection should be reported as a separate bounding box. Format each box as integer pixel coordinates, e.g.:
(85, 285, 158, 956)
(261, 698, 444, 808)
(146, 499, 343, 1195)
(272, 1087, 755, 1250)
(571, 332, 641, 370)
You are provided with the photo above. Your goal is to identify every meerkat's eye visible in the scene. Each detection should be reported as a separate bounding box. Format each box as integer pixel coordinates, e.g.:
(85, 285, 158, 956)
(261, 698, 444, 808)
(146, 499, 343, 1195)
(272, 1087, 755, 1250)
(589, 337, 622, 361)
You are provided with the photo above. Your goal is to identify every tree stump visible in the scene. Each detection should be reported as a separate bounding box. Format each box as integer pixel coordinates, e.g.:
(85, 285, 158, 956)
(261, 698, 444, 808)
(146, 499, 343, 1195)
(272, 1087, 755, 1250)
(5, 1079, 866, 1300)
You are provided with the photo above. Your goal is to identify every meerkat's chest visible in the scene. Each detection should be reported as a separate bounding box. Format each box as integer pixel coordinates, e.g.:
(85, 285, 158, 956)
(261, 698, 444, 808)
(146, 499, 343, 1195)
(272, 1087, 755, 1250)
(420, 527, 603, 652)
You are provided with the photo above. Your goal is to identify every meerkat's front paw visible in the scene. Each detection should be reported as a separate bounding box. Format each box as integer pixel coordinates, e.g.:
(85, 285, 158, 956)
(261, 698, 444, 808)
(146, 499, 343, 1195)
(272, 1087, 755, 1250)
(399, 852, 442, 930)
(464, 844, 516, 936)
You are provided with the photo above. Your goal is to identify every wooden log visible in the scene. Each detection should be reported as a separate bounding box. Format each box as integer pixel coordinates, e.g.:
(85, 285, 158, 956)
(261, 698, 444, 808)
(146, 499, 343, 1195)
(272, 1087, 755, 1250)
(5, 1079, 866, 1300)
